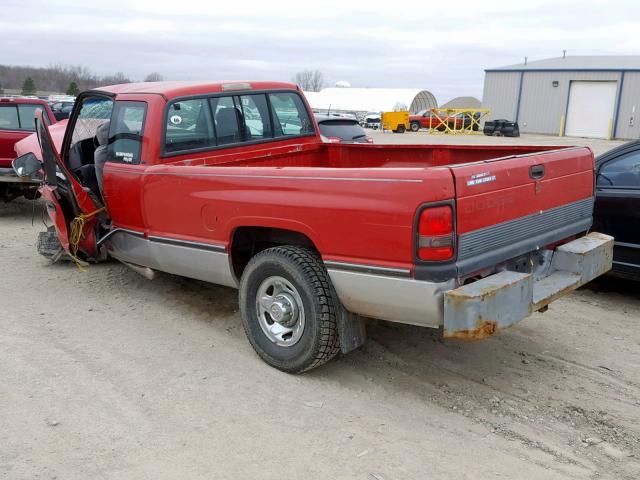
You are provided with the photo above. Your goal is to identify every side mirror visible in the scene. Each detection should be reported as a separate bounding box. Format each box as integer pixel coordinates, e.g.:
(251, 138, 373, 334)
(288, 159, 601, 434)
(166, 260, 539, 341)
(12, 152, 42, 179)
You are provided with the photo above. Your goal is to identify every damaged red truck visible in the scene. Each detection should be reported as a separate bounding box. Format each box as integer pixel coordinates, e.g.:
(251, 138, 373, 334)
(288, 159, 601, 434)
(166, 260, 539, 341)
(13, 81, 613, 372)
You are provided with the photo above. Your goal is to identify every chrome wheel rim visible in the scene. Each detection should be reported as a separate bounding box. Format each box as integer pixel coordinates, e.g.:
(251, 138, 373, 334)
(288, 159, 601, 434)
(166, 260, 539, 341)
(256, 276, 305, 347)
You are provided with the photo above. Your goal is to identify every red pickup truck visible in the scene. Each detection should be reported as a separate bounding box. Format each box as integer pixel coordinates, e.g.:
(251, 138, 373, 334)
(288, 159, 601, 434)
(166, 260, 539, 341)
(0, 97, 57, 200)
(409, 109, 462, 132)
(13, 81, 613, 373)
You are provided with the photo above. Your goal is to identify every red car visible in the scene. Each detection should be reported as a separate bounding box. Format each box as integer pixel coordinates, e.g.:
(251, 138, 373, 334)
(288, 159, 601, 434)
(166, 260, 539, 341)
(0, 97, 57, 200)
(13, 81, 612, 372)
(409, 109, 462, 132)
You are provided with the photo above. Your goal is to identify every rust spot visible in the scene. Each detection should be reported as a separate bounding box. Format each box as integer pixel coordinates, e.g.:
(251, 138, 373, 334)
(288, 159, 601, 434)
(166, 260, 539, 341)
(443, 320, 498, 341)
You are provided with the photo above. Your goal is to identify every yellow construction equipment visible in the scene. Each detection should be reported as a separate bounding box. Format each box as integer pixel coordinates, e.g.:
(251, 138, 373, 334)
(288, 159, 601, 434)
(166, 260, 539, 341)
(381, 111, 409, 133)
(427, 108, 491, 135)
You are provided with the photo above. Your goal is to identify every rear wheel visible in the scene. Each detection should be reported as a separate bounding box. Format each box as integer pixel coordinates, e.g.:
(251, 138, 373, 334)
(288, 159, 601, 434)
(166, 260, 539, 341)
(397, 125, 406, 133)
(410, 122, 420, 132)
(239, 246, 340, 373)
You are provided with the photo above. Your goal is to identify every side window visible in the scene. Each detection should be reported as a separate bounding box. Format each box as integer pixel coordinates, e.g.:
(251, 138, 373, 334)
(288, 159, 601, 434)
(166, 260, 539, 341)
(107, 101, 147, 164)
(71, 97, 114, 147)
(210, 96, 241, 145)
(268, 92, 314, 137)
(17, 104, 42, 131)
(238, 94, 272, 140)
(165, 98, 214, 153)
(598, 151, 640, 188)
(0, 105, 20, 130)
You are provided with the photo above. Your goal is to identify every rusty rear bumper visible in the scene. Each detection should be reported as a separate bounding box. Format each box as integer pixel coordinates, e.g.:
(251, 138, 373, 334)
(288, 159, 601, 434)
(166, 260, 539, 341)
(443, 232, 614, 340)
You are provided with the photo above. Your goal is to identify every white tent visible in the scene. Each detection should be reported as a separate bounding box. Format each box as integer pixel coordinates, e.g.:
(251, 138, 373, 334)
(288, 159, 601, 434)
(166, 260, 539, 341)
(303, 87, 437, 114)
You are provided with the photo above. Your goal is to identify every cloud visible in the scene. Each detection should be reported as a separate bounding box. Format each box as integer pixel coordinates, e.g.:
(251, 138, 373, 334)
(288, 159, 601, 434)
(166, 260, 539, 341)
(0, 0, 638, 102)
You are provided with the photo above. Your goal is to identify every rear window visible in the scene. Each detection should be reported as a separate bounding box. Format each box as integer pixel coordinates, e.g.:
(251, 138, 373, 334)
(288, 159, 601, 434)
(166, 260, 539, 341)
(269, 92, 314, 137)
(165, 98, 215, 153)
(107, 101, 147, 164)
(0, 103, 46, 131)
(17, 104, 41, 131)
(162, 91, 315, 156)
(0, 105, 20, 130)
(318, 120, 366, 141)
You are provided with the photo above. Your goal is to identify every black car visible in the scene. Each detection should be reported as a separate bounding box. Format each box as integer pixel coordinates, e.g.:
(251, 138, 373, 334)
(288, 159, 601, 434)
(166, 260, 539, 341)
(594, 140, 640, 279)
(315, 115, 372, 143)
(50, 101, 75, 121)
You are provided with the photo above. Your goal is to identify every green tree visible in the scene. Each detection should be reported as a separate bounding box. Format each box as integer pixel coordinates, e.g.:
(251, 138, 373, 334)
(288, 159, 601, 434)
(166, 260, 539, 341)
(66, 81, 80, 96)
(21, 77, 36, 95)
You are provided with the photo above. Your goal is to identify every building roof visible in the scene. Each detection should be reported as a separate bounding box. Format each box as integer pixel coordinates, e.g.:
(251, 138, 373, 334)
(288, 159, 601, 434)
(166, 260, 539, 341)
(303, 87, 437, 114)
(440, 96, 481, 109)
(96, 81, 297, 99)
(486, 55, 640, 72)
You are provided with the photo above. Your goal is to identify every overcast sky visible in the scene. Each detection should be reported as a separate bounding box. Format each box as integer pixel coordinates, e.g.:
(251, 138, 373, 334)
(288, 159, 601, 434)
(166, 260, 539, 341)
(1, 0, 638, 103)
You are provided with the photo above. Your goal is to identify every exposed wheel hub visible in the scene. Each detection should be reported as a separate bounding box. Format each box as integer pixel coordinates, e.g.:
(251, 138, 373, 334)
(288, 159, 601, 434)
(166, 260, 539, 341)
(269, 293, 298, 327)
(255, 276, 306, 347)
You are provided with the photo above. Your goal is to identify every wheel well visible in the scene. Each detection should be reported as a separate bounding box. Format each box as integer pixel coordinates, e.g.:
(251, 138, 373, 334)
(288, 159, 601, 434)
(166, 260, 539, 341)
(230, 227, 318, 278)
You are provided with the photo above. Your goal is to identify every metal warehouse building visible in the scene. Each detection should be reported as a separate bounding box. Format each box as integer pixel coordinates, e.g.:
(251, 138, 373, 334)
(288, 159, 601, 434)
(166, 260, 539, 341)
(482, 55, 640, 139)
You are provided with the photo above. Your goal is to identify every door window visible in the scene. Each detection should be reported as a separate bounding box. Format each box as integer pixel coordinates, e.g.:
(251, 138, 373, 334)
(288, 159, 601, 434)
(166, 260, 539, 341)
(598, 151, 640, 188)
(165, 98, 215, 153)
(268, 92, 314, 137)
(0, 105, 20, 130)
(107, 101, 147, 164)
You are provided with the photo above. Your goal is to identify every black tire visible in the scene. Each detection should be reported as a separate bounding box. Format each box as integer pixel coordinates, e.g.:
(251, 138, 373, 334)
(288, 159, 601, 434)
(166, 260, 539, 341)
(410, 122, 420, 132)
(397, 125, 406, 133)
(239, 246, 340, 373)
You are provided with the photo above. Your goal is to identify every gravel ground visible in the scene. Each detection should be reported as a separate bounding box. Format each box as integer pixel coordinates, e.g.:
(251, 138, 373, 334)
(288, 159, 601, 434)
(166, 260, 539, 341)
(1, 135, 639, 480)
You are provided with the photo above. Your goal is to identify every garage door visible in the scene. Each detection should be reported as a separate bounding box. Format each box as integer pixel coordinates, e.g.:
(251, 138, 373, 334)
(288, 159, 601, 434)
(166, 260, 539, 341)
(565, 81, 617, 138)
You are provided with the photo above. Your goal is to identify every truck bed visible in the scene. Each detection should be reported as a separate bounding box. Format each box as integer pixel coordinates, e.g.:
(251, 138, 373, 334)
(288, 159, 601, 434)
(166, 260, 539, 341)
(172, 143, 569, 169)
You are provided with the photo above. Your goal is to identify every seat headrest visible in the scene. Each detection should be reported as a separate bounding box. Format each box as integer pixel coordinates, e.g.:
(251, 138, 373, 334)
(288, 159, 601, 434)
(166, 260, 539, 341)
(96, 121, 110, 146)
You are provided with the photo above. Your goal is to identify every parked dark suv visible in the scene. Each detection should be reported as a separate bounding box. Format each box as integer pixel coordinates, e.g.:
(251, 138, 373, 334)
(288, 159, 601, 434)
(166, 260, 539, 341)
(315, 115, 372, 143)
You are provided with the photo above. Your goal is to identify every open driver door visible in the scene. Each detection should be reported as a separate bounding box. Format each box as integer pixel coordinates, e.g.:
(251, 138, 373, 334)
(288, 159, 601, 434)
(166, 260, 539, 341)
(33, 108, 104, 261)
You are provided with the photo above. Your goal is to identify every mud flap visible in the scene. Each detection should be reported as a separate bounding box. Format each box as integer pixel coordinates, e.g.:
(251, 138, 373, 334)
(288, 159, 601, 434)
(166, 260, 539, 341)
(443, 232, 614, 340)
(338, 307, 367, 354)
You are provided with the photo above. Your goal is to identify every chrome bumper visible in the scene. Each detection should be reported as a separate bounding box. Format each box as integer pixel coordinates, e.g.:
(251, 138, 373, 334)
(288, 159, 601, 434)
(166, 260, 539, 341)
(0, 167, 39, 184)
(327, 232, 613, 334)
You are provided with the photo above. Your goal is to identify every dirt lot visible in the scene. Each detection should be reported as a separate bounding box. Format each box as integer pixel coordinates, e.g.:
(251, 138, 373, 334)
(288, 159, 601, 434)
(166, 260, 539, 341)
(1, 134, 639, 480)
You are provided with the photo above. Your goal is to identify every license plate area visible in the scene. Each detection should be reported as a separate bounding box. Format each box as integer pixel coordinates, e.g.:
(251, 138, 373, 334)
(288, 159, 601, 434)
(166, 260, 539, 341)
(443, 232, 613, 340)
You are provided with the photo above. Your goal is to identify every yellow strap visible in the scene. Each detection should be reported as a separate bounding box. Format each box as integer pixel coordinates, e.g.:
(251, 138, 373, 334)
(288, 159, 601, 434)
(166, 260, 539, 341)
(69, 207, 105, 271)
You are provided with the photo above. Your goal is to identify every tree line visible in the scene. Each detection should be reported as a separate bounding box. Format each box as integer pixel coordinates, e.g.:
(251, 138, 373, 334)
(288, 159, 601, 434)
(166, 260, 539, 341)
(0, 64, 165, 96)
(0, 63, 326, 96)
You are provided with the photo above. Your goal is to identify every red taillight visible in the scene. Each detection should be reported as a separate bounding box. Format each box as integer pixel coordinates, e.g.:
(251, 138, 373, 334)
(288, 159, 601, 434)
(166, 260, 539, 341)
(417, 205, 454, 261)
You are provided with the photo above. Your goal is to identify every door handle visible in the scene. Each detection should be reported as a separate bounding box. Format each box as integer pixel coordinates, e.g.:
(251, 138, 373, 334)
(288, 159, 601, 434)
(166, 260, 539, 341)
(530, 164, 545, 180)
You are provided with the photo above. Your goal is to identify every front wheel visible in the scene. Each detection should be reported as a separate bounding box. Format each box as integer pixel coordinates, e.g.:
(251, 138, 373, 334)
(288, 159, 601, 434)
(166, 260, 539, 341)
(239, 246, 340, 373)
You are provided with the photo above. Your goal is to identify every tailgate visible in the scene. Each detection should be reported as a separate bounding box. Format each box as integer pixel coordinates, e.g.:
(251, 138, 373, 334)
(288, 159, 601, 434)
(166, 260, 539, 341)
(450, 147, 595, 276)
